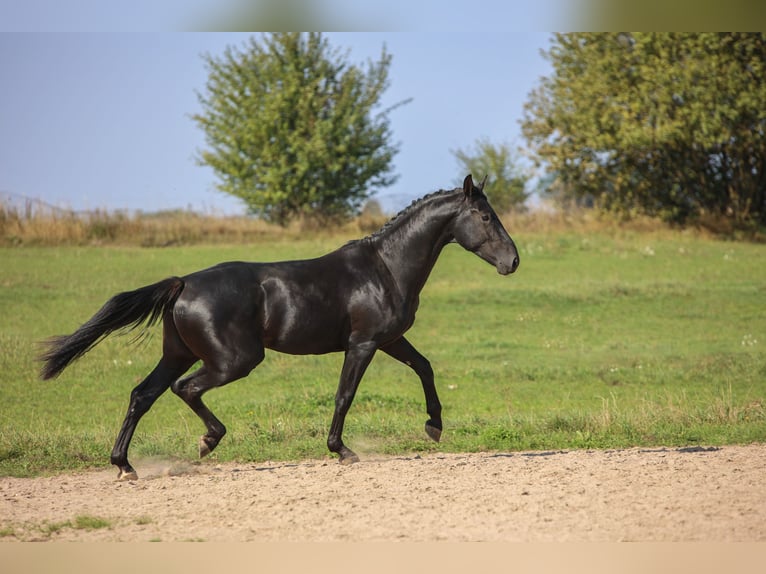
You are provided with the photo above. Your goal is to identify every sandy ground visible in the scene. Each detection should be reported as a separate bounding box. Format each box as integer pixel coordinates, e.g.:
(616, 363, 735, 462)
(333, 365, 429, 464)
(1, 444, 765, 542)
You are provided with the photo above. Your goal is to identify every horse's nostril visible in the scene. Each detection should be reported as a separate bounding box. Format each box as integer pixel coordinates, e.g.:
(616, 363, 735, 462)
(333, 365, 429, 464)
(511, 256, 520, 272)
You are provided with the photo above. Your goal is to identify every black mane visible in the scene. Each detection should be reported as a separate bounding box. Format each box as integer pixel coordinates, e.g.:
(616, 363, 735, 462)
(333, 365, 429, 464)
(355, 187, 462, 245)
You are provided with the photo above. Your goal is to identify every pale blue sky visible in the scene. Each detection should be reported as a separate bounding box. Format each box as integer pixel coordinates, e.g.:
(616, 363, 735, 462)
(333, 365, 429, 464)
(1, 17, 555, 214)
(0, 1, 574, 33)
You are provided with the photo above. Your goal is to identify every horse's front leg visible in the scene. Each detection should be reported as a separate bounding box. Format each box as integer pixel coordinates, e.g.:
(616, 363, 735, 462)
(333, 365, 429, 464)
(381, 336, 442, 442)
(327, 341, 377, 464)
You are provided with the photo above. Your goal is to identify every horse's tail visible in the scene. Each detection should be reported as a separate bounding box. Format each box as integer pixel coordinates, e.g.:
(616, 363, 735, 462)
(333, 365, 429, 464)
(39, 277, 185, 380)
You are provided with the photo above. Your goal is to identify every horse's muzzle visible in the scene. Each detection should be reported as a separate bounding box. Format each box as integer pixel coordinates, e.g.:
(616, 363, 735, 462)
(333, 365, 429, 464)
(497, 255, 520, 275)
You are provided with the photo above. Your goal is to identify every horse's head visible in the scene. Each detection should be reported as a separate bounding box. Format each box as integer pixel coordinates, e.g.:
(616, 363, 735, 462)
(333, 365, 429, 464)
(451, 174, 520, 275)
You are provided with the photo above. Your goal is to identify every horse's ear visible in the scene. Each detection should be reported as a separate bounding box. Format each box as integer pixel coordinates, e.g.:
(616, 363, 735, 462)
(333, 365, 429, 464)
(479, 174, 488, 191)
(462, 174, 474, 198)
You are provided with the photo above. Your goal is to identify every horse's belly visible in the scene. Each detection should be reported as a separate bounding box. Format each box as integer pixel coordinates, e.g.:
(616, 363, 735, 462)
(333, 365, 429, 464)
(261, 306, 347, 355)
(265, 330, 345, 355)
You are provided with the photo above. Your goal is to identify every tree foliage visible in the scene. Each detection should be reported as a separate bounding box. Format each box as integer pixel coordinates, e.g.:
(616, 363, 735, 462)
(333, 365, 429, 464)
(522, 33, 766, 229)
(451, 138, 530, 212)
(193, 33, 406, 225)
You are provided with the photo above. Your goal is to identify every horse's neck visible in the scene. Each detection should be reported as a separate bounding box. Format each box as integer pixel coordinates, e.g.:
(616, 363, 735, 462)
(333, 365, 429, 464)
(373, 193, 458, 298)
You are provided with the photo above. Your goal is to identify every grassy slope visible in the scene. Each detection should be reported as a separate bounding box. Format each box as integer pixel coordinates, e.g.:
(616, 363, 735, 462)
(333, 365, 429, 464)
(1, 230, 764, 476)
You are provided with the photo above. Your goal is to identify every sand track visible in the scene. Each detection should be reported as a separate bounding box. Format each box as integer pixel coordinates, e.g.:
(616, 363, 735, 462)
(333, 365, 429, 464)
(1, 445, 765, 541)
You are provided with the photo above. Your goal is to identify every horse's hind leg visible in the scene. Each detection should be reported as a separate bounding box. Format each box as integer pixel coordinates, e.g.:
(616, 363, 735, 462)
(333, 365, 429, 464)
(171, 346, 264, 458)
(111, 355, 195, 480)
(111, 315, 196, 480)
(381, 336, 442, 442)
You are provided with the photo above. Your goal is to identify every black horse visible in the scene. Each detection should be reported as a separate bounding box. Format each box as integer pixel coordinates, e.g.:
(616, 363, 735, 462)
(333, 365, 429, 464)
(39, 174, 519, 480)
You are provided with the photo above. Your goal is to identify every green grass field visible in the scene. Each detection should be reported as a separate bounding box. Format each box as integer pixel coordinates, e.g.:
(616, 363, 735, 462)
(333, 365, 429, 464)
(1, 229, 765, 477)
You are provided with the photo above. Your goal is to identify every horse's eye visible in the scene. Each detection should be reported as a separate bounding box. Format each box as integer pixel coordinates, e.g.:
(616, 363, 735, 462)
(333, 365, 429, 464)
(470, 208, 491, 223)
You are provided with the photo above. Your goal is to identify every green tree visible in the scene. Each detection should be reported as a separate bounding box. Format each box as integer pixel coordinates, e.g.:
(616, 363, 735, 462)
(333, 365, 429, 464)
(451, 138, 530, 212)
(193, 33, 408, 225)
(521, 33, 766, 228)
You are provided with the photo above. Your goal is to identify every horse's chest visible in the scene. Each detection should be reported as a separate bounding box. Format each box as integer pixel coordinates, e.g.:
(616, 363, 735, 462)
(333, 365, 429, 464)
(368, 296, 419, 341)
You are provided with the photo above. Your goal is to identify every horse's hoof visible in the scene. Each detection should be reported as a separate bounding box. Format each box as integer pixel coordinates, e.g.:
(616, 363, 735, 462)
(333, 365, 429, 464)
(425, 423, 442, 443)
(199, 436, 214, 458)
(117, 469, 138, 481)
(339, 451, 360, 465)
